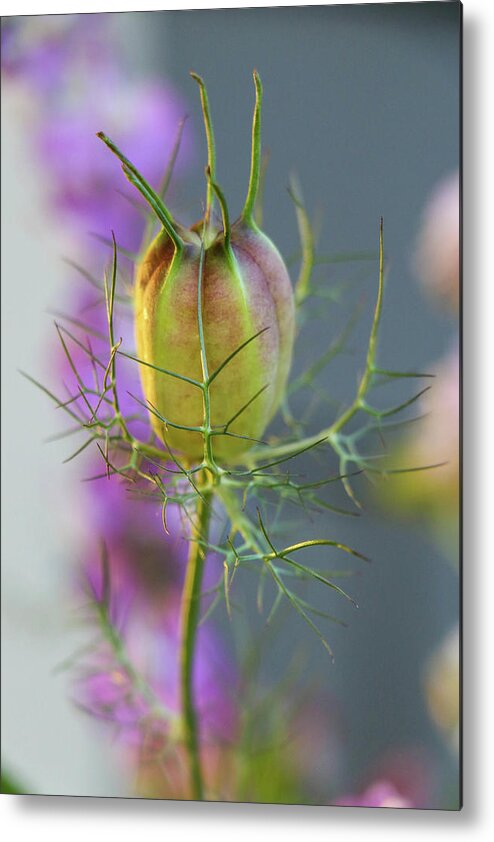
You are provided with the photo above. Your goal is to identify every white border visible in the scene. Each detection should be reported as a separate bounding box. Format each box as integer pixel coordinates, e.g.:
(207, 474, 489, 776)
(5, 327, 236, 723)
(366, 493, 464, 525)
(0, 0, 466, 18)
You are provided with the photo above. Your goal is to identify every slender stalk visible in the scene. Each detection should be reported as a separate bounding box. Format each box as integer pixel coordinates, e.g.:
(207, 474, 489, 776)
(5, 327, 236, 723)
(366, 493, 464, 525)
(179, 483, 212, 800)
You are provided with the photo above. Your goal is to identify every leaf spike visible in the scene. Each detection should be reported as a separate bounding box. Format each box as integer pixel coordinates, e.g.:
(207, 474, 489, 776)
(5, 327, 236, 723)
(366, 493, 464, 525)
(96, 132, 183, 252)
(190, 72, 216, 226)
(242, 69, 263, 227)
(205, 166, 231, 250)
(367, 215, 385, 372)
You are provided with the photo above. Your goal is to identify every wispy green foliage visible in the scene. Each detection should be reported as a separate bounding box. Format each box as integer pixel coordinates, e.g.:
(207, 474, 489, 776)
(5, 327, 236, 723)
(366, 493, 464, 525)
(27, 192, 437, 659)
(35, 207, 434, 647)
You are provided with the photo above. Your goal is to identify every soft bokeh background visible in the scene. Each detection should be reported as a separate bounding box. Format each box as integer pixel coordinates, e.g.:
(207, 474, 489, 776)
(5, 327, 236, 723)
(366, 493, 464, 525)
(1, 3, 460, 806)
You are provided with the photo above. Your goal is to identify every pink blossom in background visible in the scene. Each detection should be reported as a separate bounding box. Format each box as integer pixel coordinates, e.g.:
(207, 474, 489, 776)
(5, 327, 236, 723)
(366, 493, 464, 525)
(408, 342, 460, 494)
(367, 745, 436, 809)
(414, 170, 460, 313)
(335, 779, 412, 809)
(378, 171, 460, 544)
(378, 340, 459, 534)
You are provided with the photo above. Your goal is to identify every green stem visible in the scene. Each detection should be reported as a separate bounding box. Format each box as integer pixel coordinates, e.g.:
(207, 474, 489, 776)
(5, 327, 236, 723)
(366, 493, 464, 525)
(179, 484, 212, 800)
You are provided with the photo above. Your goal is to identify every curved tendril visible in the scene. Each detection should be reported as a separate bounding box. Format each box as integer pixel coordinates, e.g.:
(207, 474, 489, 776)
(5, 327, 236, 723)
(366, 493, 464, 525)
(190, 72, 216, 227)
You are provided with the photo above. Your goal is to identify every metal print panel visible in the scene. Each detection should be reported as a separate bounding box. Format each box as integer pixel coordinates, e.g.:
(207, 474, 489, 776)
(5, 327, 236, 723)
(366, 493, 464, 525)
(1, 2, 461, 809)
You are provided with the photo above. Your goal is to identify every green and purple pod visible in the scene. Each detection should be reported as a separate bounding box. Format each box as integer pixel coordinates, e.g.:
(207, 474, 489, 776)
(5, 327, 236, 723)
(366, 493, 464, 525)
(99, 71, 294, 465)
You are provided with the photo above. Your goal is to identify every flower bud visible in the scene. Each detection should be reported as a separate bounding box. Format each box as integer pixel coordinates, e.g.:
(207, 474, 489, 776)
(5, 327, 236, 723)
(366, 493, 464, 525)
(135, 218, 294, 463)
(100, 71, 294, 465)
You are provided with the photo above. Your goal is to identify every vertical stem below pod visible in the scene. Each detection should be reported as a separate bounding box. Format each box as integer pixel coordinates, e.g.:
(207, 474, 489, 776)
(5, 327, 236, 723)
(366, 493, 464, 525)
(179, 486, 212, 800)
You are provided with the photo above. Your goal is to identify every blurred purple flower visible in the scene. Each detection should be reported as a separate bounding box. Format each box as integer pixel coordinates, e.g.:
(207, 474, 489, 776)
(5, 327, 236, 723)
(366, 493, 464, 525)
(2, 15, 191, 255)
(6, 13, 234, 787)
(6, 13, 194, 450)
(36, 77, 188, 253)
(1, 16, 102, 88)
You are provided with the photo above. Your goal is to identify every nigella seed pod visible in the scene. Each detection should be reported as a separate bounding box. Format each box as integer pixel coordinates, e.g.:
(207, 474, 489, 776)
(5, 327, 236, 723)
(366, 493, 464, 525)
(135, 215, 294, 464)
(99, 71, 294, 465)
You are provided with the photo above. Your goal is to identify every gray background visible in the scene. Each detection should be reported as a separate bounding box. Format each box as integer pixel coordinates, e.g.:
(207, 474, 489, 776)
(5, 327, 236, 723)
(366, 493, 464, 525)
(2, 2, 460, 803)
